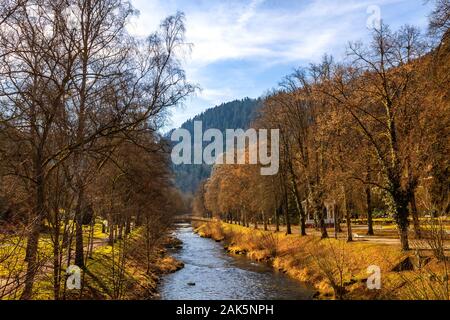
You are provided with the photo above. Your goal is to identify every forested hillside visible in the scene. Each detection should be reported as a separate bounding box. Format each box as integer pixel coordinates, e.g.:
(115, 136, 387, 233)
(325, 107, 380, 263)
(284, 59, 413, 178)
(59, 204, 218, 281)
(173, 98, 261, 193)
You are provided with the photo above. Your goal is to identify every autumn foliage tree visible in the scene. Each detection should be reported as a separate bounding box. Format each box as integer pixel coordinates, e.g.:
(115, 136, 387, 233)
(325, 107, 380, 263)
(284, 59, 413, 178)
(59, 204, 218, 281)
(197, 5, 448, 253)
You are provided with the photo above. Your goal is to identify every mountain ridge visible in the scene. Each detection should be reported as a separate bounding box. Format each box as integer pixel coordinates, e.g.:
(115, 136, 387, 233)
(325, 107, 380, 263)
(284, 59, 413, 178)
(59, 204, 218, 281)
(171, 97, 261, 194)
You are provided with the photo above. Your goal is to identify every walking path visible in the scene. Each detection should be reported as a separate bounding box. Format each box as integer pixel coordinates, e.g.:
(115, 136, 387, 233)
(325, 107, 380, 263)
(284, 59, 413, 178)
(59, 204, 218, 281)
(247, 223, 450, 250)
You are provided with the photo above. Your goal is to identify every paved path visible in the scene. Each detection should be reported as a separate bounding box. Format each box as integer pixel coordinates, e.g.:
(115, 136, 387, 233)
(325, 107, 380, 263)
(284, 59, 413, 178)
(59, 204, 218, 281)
(242, 223, 450, 249)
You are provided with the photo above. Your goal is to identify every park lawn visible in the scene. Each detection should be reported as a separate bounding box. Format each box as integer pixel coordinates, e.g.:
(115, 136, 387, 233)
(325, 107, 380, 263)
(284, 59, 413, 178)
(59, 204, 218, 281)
(0, 223, 150, 300)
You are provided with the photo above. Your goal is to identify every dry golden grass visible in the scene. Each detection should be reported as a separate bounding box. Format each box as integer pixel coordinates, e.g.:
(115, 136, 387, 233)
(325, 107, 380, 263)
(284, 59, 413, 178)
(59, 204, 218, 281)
(155, 256, 184, 274)
(197, 221, 450, 300)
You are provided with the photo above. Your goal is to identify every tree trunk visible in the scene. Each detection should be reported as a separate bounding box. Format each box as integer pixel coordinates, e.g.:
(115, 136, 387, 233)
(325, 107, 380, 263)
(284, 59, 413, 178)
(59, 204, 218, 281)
(74, 188, 85, 268)
(21, 218, 42, 300)
(87, 220, 95, 259)
(299, 207, 307, 236)
(275, 207, 280, 232)
(387, 109, 410, 251)
(21, 158, 45, 300)
(263, 212, 268, 231)
(343, 187, 353, 242)
(135, 211, 142, 227)
(284, 187, 292, 234)
(289, 166, 306, 236)
(108, 216, 115, 245)
(333, 203, 339, 239)
(393, 192, 410, 251)
(319, 205, 328, 239)
(285, 211, 291, 234)
(410, 191, 421, 239)
(53, 213, 61, 300)
(75, 218, 84, 268)
(118, 223, 123, 240)
(125, 217, 131, 235)
(399, 225, 410, 251)
(366, 185, 374, 236)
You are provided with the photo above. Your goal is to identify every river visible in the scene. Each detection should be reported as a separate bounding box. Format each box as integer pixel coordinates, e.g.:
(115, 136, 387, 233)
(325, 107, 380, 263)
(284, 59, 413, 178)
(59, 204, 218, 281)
(160, 223, 313, 300)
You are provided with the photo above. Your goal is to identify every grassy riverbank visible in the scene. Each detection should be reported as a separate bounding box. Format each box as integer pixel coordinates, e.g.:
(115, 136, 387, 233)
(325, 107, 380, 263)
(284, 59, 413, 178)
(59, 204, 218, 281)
(0, 222, 183, 300)
(195, 221, 449, 300)
(71, 234, 184, 300)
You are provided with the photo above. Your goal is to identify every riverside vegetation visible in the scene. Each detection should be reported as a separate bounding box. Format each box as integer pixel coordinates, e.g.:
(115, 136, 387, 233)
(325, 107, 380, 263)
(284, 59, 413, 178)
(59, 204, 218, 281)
(195, 221, 449, 300)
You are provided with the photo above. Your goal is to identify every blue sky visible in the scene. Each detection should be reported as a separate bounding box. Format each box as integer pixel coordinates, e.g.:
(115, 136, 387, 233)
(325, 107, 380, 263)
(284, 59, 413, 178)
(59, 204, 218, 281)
(127, 0, 433, 130)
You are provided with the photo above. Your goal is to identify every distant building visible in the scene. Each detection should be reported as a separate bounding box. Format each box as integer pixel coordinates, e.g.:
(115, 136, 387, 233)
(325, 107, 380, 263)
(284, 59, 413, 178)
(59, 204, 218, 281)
(303, 200, 338, 227)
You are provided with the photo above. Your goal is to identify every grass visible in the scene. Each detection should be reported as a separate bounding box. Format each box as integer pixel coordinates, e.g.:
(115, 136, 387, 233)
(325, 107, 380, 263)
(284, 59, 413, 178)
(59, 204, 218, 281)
(0, 222, 182, 300)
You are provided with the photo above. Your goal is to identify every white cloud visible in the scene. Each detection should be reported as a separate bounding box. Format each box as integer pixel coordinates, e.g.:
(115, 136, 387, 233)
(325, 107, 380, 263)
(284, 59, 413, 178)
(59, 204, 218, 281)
(237, 0, 266, 26)
(129, 0, 410, 69)
(128, 0, 429, 129)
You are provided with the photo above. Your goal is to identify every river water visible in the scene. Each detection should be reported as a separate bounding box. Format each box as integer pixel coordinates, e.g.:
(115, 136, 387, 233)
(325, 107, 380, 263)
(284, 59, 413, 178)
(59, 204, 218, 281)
(160, 223, 313, 300)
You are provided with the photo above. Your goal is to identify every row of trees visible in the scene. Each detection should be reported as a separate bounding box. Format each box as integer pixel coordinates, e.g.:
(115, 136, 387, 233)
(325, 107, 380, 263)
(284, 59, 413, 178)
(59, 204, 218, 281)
(194, 2, 449, 251)
(0, 0, 193, 299)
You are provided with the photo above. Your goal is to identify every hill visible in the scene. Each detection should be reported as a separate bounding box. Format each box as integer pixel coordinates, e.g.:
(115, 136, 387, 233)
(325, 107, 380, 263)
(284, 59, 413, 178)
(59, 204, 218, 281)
(171, 97, 261, 194)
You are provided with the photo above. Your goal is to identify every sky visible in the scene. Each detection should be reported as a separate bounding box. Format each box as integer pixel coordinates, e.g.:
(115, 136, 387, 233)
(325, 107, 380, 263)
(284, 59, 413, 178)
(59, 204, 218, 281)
(127, 0, 433, 130)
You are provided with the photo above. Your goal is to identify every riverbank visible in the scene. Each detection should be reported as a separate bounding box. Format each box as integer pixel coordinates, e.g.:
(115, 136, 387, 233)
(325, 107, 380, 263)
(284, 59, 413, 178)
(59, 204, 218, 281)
(0, 223, 184, 300)
(195, 221, 449, 300)
(70, 233, 185, 300)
